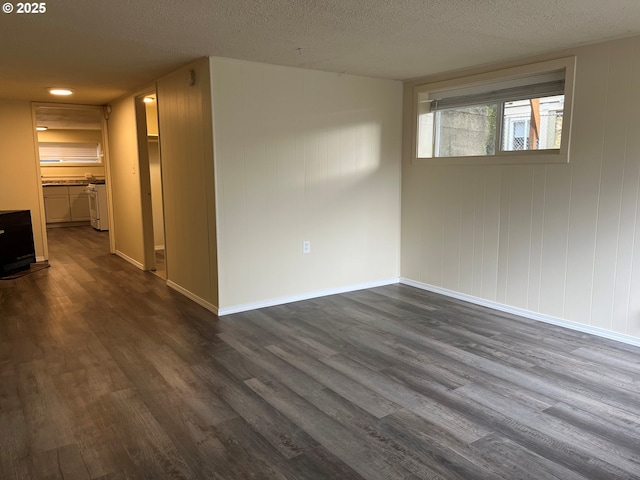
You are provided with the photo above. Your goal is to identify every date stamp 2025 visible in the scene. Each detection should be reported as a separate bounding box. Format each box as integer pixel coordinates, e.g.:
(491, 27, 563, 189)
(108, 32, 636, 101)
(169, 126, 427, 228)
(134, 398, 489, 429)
(3, 2, 47, 14)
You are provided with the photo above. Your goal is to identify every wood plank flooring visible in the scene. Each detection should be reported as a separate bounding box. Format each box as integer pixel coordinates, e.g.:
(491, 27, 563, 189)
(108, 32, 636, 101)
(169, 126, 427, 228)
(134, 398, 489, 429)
(1, 226, 640, 479)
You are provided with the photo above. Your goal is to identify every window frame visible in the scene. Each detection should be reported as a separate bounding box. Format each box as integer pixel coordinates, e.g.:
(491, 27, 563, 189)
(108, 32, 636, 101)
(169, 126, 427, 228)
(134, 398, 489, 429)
(412, 56, 576, 166)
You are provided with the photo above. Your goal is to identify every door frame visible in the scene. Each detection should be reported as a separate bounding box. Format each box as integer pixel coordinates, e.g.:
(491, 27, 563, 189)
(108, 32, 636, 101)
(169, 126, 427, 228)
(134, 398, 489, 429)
(31, 102, 115, 259)
(133, 90, 157, 271)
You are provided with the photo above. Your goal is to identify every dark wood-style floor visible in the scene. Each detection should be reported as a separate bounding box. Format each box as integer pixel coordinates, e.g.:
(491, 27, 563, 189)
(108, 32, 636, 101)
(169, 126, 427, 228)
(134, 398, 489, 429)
(2, 227, 640, 479)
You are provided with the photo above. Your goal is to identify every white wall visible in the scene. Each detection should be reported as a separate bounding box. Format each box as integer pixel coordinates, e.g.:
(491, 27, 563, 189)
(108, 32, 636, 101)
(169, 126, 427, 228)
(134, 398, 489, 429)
(0, 99, 46, 259)
(211, 58, 402, 310)
(402, 35, 640, 341)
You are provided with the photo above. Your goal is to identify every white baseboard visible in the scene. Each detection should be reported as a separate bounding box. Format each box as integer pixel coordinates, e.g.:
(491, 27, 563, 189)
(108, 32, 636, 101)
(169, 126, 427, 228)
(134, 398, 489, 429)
(400, 277, 640, 348)
(155, 245, 165, 251)
(218, 277, 400, 316)
(167, 280, 219, 315)
(36, 256, 46, 262)
(115, 250, 144, 270)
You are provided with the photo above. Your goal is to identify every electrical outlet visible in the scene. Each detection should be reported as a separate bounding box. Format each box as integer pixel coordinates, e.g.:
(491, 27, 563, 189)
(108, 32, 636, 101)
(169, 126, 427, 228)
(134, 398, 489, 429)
(303, 240, 311, 254)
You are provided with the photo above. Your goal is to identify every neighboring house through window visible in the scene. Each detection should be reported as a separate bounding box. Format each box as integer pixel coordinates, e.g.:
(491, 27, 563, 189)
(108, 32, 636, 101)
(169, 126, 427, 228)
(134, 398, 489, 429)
(414, 57, 575, 165)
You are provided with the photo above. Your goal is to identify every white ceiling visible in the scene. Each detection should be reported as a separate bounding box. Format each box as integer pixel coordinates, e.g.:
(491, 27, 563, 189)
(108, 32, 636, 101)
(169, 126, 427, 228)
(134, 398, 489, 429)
(2, 0, 640, 105)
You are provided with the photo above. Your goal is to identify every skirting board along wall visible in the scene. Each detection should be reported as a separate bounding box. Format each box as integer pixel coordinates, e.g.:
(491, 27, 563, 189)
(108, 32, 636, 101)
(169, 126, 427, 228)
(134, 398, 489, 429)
(218, 278, 400, 316)
(167, 280, 219, 316)
(115, 250, 144, 270)
(400, 278, 640, 349)
(167, 271, 640, 348)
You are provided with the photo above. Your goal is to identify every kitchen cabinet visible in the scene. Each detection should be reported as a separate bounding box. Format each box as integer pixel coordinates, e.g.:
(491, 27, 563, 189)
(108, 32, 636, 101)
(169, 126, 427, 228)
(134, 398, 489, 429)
(43, 185, 90, 224)
(43, 186, 71, 223)
(68, 186, 91, 221)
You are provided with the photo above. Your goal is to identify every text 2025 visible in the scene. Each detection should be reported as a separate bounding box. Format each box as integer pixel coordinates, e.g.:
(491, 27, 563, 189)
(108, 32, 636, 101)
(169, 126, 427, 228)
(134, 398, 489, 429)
(16, 2, 46, 13)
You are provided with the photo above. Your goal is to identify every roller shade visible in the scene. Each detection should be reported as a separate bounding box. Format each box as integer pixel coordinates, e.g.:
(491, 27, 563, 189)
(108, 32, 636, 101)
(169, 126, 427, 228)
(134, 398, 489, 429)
(418, 70, 566, 113)
(430, 80, 564, 111)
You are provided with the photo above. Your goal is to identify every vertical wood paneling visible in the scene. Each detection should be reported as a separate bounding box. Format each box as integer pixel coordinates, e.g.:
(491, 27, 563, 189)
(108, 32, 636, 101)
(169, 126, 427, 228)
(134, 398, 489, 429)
(613, 42, 640, 330)
(623, 42, 640, 339)
(481, 167, 501, 301)
(471, 169, 486, 297)
(459, 169, 477, 295)
(402, 35, 640, 343)
(496, 166, 512, 304)
(442, 168, 462, 291)
(402, 167, 428, 283)
(424, 170, 445, 286)
(563, 42, 609, 325)
(212, 58, 402, 308)
(505, 165, 534, 309)
(590, 39, 634, 330)
(527, 165, 547, 311)
(157, 57, 217, 306)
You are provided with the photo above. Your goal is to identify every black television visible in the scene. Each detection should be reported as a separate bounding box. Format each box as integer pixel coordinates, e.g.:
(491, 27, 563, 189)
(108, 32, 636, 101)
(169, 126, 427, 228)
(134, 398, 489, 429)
(0, 210, 36, 276)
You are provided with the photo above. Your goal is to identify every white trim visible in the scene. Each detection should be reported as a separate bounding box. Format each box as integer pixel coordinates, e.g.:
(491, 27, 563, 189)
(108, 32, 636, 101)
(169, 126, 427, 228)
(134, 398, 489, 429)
(218, 278, 401, 316)
(36, 256, 46, 262)
(115, 250, 144, 270)
(167, 280, 219, 315)
(154, 245, 165, 251)
(400, 278, 640, 348)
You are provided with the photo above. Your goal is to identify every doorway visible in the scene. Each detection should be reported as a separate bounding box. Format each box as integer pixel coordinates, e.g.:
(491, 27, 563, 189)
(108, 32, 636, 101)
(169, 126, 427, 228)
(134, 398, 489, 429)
(33, 104, 112, 260)
(135, 91, 166, 279)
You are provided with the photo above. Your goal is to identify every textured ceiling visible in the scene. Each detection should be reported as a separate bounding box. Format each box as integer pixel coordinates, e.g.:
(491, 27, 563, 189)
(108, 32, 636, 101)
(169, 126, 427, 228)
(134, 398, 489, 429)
(2, 0, 640, 104)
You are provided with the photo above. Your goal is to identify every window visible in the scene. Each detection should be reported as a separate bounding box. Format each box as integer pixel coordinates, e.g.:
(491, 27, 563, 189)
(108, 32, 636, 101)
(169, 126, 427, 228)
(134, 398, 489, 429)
(414, 57, 575, 165)
(39, 142, 102, 164)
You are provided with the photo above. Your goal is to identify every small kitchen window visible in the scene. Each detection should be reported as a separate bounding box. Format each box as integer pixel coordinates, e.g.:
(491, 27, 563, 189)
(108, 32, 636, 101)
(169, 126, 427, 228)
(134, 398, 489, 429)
(414, 57, 576, 165)
(39, 142, 103, 165)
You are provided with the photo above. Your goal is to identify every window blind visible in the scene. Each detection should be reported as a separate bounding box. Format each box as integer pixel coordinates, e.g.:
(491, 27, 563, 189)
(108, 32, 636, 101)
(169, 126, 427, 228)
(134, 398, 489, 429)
(429, 80, 564, 111)
(418, 70, 565, 113)
(39, 142, 101, 163)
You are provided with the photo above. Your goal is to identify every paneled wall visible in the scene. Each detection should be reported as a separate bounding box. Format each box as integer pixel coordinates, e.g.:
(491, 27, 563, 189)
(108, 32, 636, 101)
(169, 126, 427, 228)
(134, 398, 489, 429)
(0, 100, 45, 259)
(157, 57, 218, 309)
(211, 58, 402, 310)
(402, 35, 640, 340)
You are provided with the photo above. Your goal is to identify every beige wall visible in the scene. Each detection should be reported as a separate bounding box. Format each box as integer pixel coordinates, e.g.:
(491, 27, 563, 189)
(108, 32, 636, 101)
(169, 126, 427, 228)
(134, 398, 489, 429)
(402, 35, 640, 341)
(107, 96, 145, 266)
(145, 102, 158, 136)
(157, 57, 218, 308)
(148, 140, 164, 249)
(211, 57, 402, 310)
(145, 101, 164, 248)
(0, 99, 46, 259)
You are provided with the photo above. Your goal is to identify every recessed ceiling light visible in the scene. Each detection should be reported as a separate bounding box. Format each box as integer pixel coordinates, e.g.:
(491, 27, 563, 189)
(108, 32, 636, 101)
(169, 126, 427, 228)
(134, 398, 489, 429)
(36, 126, 48, 131)
(47, 88, 74, 96)
(143, 96, 155, 103)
